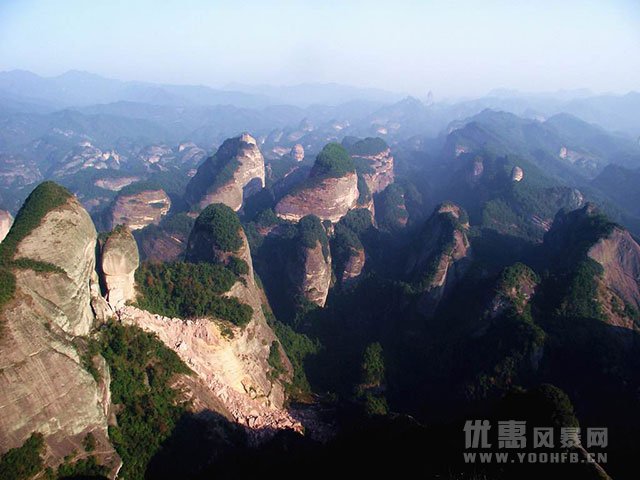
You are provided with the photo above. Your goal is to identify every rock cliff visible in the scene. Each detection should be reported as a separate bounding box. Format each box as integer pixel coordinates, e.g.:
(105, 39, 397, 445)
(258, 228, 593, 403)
(100, 226, 139, 309)
(287, 216, 332, 307)
(275, 143, 359, 223)
(0, 182, 119, 475)
(0, 209, 13, 242)
(108, 186, 171, 231)
(347, 138, 395, 194)
(186, 133, 266, 212)
(406, 202, 471, 315)
(124, 206, 298, 433)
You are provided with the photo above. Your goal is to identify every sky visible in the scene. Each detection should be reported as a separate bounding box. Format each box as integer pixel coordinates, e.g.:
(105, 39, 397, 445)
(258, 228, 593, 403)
(0, 0, 639, 98)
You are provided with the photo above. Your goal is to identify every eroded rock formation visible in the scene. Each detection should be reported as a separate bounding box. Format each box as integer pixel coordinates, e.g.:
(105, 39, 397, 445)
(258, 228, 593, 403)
(0, 183, 119, 475)
(186, 133, 266, 211)
(100, 226, 139, 309)
(108, 187, 171, 230)
(0, 209, 13, 242)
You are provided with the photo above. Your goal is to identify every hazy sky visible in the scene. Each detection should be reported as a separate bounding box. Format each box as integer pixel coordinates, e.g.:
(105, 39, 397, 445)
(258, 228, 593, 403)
(1, 0, 639, 98)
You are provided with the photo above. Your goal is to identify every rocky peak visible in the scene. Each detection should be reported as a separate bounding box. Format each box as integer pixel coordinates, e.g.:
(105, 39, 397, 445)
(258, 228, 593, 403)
(107, 183, 171, 231)
(346, 137, 395, 194)
(291, 143, 305, 161)
(287, 215, 332, 307)
(99, 225, 139, 309)
(0, 209, 13, 242)
(511, 165, 524, 182)
(186, 133, 266, 212)
(0, 182, 119, 475)
(406, 202, 472, 315)
(275, 143, 359, 223)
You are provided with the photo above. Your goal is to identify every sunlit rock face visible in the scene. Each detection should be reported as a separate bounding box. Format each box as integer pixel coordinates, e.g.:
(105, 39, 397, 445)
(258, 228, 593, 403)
(108, 188, 171, 231)
(100, 226, 139, 309)
(186, 133, 266, 212)
(0, 184, 119, 476)
(0, 210, 13, 243)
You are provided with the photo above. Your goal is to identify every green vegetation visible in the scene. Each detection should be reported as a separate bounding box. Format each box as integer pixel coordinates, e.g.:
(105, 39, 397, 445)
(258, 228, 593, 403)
(265, 307, 319, 401)
(361, 342, 385, 386)
(118, 180, 163, 197)
(0, 182, 72, 313)
(0, 432, 45, 480)
(161, 212, 195, 236)
(363, 392, 389, 416)
(376, 184, 408, 231)
(136, 261, 253, 326)
(192, 203, 243, 253)
(12, 258, 65, 274)
(297, 215, 330, 261)
(347, 137, 388, 157)
(99, 321, 190, 480)
(54, 455, 108, 479)
(83, 432, 97, 453)
(558, 258, 605, 320)
(267, 340, 286, 380)
(357, 174, 371, 204)
(311, 143, 355, 179)
(227, 256, 249, 276)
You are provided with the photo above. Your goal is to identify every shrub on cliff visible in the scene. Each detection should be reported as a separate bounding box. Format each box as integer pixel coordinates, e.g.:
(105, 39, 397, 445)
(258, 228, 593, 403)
(0, 182, 72, 314)
(0, 432, 44, 480)
(192, 203, 243, 253)
(347, 137, 388, 157)
(311, 143, 355, 179)
(136, 261, 252, 326)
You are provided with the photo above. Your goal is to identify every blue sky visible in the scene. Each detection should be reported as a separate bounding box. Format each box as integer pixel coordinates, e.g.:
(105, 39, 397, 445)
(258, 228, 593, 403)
(0, 0, 638, 97)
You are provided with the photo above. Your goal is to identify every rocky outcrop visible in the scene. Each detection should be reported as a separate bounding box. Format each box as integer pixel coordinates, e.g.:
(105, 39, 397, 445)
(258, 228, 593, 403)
(351, 147, 395, 194)
(291, 144, 305, 161)
(340, 247, 365, 287)
(0, 183, 119, 475)
(511, 165, 524, 182)
(100, 226, 139, 309)
(406, 203, 471, 315)
(0, 209, 13, 242)
(293, 241, 332, 307)
(276, 143, 359, 223)
(108, 187, 171, 231)
(275, 172, 359, 223)
(186, 133, 266, 212)
(588, 226, 640, 329)
(120, 214, 299, 434)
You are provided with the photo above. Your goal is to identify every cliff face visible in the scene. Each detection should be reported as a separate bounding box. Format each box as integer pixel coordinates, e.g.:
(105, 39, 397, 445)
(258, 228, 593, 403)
(588, 226, 640, 329)
(14, 195, 98, 336)
(340, 246, 365, 287)
(406, 203, 471, 315)
(108, 188, 171, 231)
(126, 206, 298, 433)
(289, 240, 332, 307)
(100, 226, 139, 309)
(186, 133, 266, 212)
(354, 147, 395, 194)
(0, 209, 13, 242)
(0, 184, 119, 475)
(275, 172, 359, 223)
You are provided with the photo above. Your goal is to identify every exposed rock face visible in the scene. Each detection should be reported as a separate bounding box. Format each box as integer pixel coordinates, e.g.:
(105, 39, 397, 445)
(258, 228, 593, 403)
(94, 176, 140, 191)
(511, 165, 524, 182)
(0, 209, 13, 242)
(588, 227, 640, 319)
(108, 188, 171, 231)
(119, 221, 299, 435)
(406, 203, 471, 315)
(276, 172, 359, 223)
(340, 247, 365, 287)
(186, 133, 266, 211)
(291, 143, 305, 161)
(14, 196, 98, 336)
(0, 186, 119, 475)
(100, 227, 139, 309)
(355, 148, 395, 194)
(289, 240, 332, 307)
(489, 264, 539, 319)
